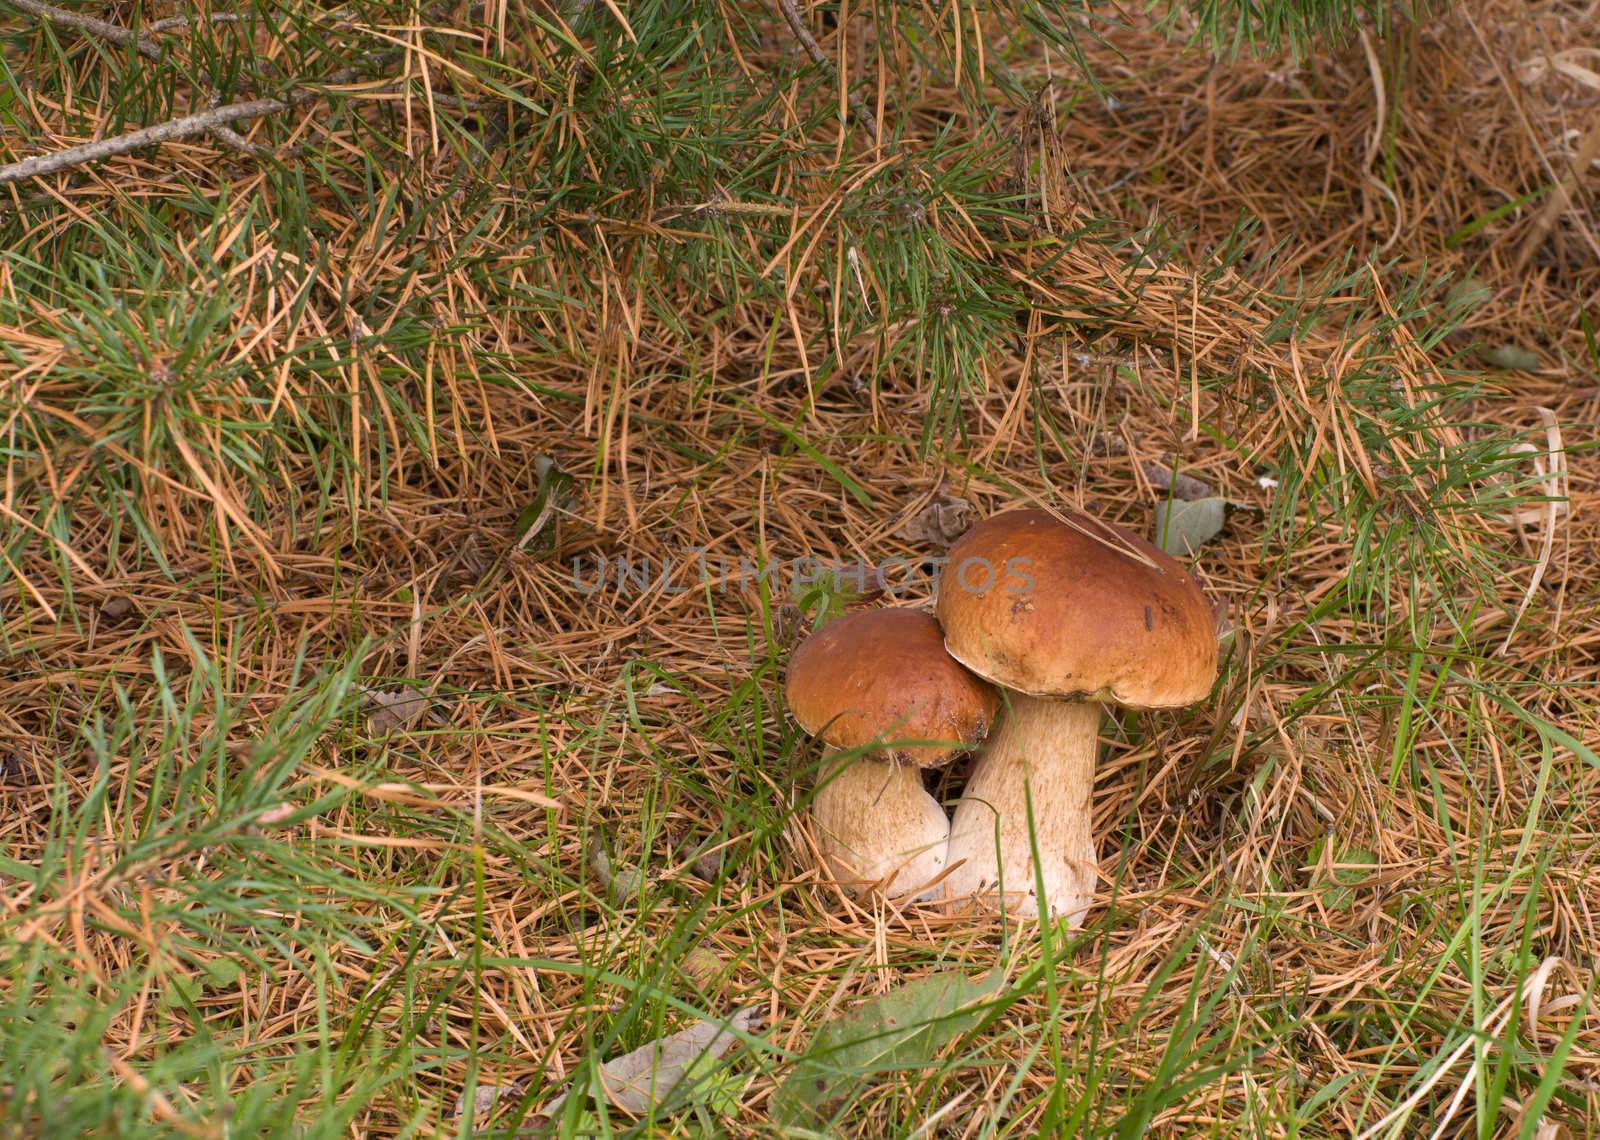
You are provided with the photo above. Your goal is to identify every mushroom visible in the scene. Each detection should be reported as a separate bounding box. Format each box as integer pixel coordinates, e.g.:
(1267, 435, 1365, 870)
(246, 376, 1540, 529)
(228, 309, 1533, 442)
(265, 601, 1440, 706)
(786, 609, 999, 899)
(936, 507, 1217, 923)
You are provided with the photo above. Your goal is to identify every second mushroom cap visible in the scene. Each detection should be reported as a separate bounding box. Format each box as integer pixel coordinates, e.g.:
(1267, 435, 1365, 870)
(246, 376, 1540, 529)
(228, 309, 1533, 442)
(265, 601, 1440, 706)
(787, 608, 1000, 765)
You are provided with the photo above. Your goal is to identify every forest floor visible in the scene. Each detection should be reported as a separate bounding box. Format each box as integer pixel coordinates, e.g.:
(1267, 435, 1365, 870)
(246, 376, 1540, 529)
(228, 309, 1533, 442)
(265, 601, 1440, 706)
(2, 0, 1598, 1135)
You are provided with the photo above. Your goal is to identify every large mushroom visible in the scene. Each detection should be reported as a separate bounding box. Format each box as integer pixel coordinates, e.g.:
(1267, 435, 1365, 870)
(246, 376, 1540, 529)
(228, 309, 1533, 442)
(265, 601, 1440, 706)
(786, 609, 999, 899)
(936, 507, 1217, 923)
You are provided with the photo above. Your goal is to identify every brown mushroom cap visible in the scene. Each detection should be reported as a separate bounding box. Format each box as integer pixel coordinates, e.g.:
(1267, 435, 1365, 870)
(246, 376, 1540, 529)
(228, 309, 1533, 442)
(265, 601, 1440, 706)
(936, 507, 1217, 707)
(786, 609, 999, 768)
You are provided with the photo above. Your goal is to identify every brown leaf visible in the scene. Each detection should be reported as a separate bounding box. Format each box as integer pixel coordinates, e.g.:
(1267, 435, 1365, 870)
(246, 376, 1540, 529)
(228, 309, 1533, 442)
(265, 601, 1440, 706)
(452, 1081, 524, 1121)
(1142, 461, 1213, 502)
(896, 489, 972, 548)
(365, 688, 429, 735)
(692, 847, 725, 882)
(679, 947, 724, 995)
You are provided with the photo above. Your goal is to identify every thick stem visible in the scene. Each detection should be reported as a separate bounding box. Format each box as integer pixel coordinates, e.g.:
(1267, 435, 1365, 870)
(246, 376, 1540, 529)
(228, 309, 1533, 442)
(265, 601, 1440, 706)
(943, 695, 1100, 923)
(810, 754, 950, 900)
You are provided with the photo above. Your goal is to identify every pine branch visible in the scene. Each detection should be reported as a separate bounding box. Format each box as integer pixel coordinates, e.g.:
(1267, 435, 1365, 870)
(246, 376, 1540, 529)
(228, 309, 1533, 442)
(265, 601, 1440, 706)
(146, 11, 241, 34)
(774, 0, 881, 145)
(0, 67, 376, 186)
(1, 0, 162, 60)
(0, 99, 288, 185)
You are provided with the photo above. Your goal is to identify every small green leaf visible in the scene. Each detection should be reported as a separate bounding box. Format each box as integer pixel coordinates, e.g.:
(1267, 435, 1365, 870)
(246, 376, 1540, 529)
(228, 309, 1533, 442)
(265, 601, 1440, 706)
(1480, 345, 1540, 371)
(1153, 497, 1228, 556)
(160, 974, 202, 1009)
(1306, 838, 1376, 911)
(512, 455, 576, 552)
(794, 581, 848, 630)
(704, 1072, 752, 1118)
(794, 563, 884, 631)
(773, 969, 1003, 1128)
(202, 958, 241, 989)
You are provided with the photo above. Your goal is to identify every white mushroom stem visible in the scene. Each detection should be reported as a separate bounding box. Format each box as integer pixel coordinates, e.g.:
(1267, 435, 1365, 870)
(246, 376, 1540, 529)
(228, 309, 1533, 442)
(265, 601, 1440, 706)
(943, 695, 1101, 924)
(811, 754, 950, 900)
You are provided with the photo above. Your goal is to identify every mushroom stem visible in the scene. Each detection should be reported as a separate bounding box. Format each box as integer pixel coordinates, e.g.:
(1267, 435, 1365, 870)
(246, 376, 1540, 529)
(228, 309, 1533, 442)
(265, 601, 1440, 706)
(943, 694, 1101, 923)
(811, 754, 950, 900)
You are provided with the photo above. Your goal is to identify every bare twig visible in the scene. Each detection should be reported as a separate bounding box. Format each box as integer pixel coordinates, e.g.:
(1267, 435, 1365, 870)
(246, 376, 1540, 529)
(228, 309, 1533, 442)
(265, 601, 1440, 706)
(146, 11, 242, 34)
(0, 98, 290, 185)
(3, 0, 279, 164)
(2, 0, 161, 60)
(207, 123, 273, 157)
(774, 0, 881, 144)
(0, 67, 372, 185)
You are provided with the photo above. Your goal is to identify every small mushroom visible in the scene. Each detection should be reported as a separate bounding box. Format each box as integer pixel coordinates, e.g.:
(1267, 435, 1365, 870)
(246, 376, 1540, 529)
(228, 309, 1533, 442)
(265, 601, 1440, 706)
(786, 609, 998, 900)
(937, 507, 1217, 923)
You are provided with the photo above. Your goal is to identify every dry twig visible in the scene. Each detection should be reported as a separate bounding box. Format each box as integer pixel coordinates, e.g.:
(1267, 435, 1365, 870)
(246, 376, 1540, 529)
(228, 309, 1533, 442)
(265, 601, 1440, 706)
(0, 98, 295, 185)
(1, 0, 301, 174)
(1, 0, 161, 60)
(774, 0, 882, 144)
(0, 67, 374, 185)
(146, 11, 241, 34)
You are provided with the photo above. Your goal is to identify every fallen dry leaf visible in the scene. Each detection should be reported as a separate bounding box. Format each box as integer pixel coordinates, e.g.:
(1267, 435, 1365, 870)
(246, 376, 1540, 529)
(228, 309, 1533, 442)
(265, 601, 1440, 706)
(896, 488, 972, 547)
(255, 804, 296, 827)
(364, 688, 430, 735)
(1142, 461, 1213, 502)
(1516, 48, 1600, 90)
(542, 1007, 759, 1119)
(1152, 497, 1228, 555)
(452, 1080, 524, 1121)
(588, 837, 646, 903)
